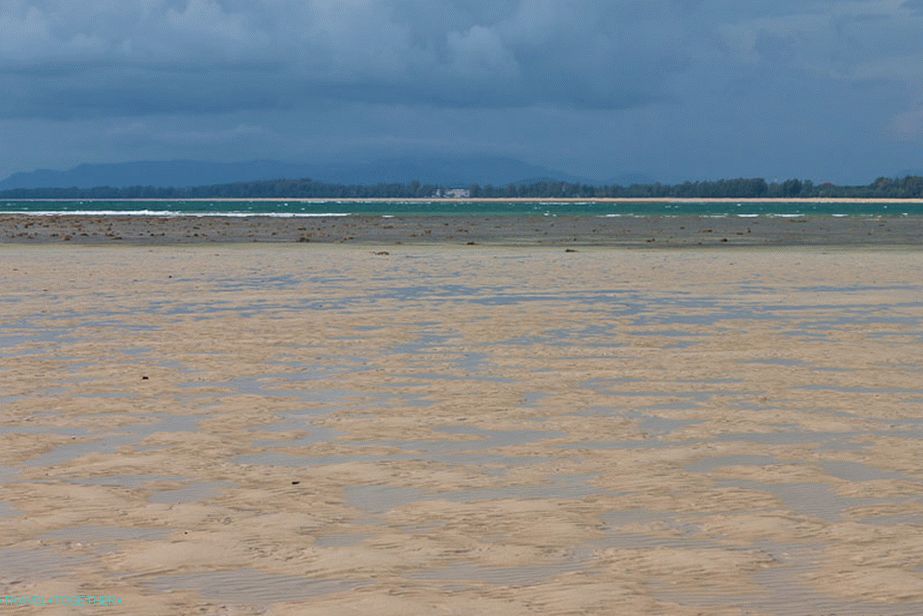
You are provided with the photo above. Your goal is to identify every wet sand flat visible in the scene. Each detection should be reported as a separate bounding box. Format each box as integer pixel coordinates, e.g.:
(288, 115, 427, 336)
(2, 213, 923, 246)
(2, 244, 923, 614)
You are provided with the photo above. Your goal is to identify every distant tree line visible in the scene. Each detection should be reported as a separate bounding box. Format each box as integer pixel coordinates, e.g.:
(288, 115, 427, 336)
(3, 175, 923, 199)
(0, 179, 441, 199)
(468, 176, 923, 199)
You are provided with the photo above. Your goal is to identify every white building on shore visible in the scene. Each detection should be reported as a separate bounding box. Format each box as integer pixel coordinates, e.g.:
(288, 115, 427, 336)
(433, 188, 471, 198)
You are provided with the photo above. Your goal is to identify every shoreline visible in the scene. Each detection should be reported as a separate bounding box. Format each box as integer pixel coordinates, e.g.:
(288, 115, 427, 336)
(2, 213, 923, 246)
(4, 197, 923, 204)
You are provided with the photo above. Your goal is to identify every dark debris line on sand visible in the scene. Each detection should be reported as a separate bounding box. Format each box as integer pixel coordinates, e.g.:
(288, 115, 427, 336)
(0, 215, 921, 247)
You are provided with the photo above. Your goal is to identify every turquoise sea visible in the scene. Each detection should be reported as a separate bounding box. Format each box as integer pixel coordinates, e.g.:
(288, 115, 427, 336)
(1, 200, 921, 217)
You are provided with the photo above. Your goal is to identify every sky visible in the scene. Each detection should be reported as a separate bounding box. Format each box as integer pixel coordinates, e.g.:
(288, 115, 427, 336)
(2, 0, 923, 183)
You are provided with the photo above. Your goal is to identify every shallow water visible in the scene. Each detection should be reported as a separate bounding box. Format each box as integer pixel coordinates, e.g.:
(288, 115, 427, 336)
(686, 454, 778, 473)
(0, 547, 87, 581)
(41, 525, 170, 543)
(22, 413, 205, 467)
(407, 559, 588, 588)
(5, 198, 923, 217)
(716, 480, 888, 522)
(141, 569, 365, 603)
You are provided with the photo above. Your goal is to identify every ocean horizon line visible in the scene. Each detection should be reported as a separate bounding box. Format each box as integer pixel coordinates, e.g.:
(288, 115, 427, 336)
(4, 197, 923, 204)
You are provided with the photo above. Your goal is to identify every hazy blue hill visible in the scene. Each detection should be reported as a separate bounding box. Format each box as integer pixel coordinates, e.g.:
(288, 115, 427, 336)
(307, 156, 592, 186)
(0, 156, 587, 190)
(0, 160, 314, 190)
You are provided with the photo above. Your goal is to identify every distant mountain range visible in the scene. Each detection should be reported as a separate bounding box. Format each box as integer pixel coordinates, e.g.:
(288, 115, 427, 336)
(0, 157, 627, 190)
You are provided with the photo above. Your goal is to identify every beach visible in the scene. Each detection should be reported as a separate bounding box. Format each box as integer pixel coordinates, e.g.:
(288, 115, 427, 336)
(2, 213, 923, 246)
(2, 243, 923, 614)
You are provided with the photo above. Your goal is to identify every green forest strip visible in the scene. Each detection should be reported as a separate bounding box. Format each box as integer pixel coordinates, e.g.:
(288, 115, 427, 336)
(3, 176, 923, 199)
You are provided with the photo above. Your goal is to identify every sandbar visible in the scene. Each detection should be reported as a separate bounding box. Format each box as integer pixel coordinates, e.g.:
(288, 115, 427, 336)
(1, 245, 923, 614)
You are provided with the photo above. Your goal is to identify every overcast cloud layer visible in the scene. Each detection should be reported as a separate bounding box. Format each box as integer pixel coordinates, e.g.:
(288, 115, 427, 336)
(2, 0, 923, 182)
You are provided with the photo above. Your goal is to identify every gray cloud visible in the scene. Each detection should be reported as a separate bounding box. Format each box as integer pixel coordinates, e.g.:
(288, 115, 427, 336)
(1, 0, 923, 182)
(0, 0, 722, 116)
(4, 0, 920, 116)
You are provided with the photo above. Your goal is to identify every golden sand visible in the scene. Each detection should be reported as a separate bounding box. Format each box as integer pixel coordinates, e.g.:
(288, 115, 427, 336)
(1, 245, 922, 614)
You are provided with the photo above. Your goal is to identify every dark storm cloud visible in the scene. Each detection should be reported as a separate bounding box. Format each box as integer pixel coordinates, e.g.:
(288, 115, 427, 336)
(0, 0, 713, 116)
(2, 0, 919, 115)
(2, 0, 923, 182)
